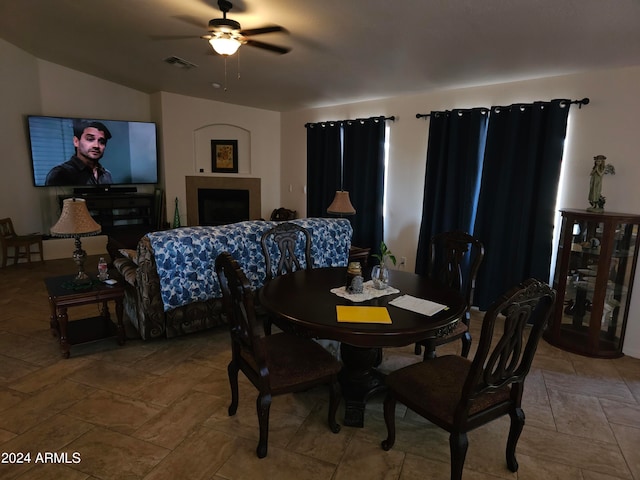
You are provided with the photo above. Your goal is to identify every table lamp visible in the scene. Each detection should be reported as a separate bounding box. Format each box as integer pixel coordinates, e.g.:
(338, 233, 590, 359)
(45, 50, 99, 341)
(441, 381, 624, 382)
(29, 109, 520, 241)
(327, 190, 356, 215)
(50, 198, 101, 286)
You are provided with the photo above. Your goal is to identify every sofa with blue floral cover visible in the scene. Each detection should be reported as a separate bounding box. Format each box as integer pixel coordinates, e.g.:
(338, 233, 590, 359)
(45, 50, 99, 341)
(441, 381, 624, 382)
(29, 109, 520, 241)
(113, 218, 353, 340)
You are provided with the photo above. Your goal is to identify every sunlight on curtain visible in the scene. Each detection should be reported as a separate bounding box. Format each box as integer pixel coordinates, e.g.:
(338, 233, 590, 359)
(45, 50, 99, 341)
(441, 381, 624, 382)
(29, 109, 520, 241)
(383, 123, 390, 221)
(549, 112, 576, 285)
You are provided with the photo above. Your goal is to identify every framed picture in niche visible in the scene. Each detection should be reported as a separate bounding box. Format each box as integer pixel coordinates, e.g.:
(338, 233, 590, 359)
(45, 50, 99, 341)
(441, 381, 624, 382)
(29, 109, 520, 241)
(211, 139, 238, 173)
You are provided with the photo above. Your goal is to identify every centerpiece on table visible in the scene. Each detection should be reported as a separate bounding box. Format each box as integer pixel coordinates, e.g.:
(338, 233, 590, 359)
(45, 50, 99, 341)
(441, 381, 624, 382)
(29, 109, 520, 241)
(371, 241, 396, 290)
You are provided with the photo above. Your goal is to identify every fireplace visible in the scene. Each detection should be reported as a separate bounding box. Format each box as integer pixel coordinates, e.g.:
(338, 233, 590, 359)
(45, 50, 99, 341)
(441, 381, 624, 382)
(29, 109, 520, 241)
(198, 188, 249, 226)
(186, 176, 261, 226)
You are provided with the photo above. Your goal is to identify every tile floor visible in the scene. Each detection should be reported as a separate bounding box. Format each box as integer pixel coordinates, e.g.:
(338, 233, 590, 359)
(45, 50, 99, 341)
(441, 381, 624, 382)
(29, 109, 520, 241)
(0, 257, 639, 480)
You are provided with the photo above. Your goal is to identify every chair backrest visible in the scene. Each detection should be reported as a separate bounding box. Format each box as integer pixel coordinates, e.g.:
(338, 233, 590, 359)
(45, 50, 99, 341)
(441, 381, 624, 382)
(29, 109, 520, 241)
(215, 251, 268, 369)
(0, 218, 17, 240)
(261, 222, 312, 279)
(428, 231, 484, 320)
(270, 208, 297, 221)
(460, 278, 556, 411)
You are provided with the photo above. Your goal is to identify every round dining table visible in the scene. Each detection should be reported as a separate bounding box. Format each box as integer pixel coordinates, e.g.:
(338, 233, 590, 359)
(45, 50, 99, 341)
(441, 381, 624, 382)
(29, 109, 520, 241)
(258, 267, 466, 427)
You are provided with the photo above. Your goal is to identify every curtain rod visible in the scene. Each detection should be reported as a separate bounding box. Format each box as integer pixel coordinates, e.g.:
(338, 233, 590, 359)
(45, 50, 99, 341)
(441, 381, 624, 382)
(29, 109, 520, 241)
(305, 115, 395, 128)
(415, 97, 590, 119)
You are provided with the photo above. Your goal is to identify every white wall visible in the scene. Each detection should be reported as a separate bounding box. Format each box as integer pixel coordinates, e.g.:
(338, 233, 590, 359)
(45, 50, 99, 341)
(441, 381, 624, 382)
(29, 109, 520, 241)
(280, 66, 640, 357)
(0, 39, 45, 236)
(157, 91, 281, 224)
(0, 39, 281, 239)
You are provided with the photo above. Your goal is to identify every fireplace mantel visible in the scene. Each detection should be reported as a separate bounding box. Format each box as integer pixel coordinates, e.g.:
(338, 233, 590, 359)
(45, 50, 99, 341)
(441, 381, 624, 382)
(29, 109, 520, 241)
(186, 176, 261, 226)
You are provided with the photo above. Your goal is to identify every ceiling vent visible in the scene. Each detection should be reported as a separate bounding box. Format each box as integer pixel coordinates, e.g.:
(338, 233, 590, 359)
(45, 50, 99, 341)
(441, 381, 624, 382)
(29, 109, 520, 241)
(163, 56, 198, 70)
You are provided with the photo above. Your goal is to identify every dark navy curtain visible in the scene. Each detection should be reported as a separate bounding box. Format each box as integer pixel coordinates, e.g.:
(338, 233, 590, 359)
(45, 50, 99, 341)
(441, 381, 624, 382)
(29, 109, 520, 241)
(306, 122, 342, 218)
(343, 117, 386, 249)
(415, 108, 489, 275)
(473, 100, 571, 308)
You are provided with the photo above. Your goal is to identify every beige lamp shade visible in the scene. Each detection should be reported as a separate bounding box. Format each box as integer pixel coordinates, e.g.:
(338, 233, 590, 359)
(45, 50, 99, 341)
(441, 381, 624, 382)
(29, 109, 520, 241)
(327, 190, 356, 215)
(51, 198, 101, 237)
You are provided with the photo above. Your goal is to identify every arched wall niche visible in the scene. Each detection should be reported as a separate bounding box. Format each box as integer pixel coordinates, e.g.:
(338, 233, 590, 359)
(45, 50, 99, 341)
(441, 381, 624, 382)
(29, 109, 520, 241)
(193, 124, 251, 174)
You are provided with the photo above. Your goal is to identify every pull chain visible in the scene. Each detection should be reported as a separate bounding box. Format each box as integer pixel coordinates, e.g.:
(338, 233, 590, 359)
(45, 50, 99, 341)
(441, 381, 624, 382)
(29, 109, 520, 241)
(224, 56, 228, 91)
(222, 49, 241, 91)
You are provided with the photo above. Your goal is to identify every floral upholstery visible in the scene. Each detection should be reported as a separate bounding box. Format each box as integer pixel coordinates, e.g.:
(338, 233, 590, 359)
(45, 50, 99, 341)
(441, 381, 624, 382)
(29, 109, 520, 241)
(114, 218, 352, 339)
(148, 218, 352, 312)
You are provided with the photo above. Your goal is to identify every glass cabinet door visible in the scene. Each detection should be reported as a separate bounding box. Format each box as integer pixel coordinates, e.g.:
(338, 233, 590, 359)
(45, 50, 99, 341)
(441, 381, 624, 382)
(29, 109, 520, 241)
(607, 223, 637, 340)
(563, 219, 603, 331)
(546, 209, 640, 358)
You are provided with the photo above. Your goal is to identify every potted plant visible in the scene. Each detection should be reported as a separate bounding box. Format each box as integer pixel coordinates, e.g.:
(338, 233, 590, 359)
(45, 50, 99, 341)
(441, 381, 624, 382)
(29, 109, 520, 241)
(371, 241, 396, 289)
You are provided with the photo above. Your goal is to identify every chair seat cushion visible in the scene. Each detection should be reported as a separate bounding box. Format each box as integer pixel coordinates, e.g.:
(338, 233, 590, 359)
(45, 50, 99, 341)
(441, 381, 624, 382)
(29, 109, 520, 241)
(241, 333, 342, 392)
(385, 355, 510, 427)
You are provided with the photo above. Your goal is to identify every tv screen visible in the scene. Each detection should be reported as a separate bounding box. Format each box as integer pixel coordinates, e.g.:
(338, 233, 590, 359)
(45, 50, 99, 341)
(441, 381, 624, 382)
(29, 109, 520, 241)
(27, 115, 159, 187)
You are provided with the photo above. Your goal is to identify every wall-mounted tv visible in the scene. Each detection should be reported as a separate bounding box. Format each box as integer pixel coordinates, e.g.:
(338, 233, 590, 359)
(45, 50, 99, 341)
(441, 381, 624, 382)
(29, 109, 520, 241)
(27, 115, 159, 188)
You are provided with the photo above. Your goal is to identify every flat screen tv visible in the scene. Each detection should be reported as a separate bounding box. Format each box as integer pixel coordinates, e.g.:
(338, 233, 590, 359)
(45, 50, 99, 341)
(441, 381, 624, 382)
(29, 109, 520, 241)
(27, 115, 159, 188)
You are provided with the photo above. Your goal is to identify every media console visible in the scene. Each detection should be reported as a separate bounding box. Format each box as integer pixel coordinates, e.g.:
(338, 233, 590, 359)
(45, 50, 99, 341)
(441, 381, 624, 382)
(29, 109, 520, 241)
(73, 186, 138, 195)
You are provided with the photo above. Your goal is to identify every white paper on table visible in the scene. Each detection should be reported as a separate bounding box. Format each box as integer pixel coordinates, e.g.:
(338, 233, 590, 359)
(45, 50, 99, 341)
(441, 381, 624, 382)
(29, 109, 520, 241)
(388, 294, 448, 316)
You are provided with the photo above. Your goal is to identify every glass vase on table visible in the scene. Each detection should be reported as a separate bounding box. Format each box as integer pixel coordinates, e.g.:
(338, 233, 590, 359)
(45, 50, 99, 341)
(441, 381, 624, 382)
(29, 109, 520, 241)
(371, 240, 396, 290)
(371, 264, 389, 290)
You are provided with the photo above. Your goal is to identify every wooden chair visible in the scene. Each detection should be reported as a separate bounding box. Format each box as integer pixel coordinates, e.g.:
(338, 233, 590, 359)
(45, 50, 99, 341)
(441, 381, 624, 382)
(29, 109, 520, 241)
(260, 222, 312, 334)
(215, 251, 341, 458)
(0, 218, 43, 268)
(415, 231, 484, 360)
(382, 278, 556, 480)
(348, 245, 371, 268)
(269, 207, 297, 221)
(261, 222, 312, 278)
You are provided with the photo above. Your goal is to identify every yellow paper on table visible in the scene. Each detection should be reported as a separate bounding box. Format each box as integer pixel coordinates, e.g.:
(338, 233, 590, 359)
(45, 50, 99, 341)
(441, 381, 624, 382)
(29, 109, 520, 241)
(336, 305, 392, 324)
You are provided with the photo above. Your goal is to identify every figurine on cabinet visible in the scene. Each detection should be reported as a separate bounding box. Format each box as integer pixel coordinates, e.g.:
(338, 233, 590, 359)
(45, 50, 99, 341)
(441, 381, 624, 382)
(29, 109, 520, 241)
(587, 155, 615, 212)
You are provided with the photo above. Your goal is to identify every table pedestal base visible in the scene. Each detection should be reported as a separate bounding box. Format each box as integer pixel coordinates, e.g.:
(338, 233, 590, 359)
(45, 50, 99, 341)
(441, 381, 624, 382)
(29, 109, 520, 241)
(338, 344, 387, 427)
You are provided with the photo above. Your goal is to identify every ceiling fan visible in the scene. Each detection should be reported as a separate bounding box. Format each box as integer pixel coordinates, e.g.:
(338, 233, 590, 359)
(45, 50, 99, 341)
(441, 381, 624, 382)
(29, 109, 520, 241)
(201, 0, 290, 56)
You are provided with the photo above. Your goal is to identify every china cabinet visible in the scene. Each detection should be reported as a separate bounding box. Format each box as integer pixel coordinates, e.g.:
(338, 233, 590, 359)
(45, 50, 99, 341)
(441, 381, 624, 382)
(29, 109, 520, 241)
(544, 209, 640, 358)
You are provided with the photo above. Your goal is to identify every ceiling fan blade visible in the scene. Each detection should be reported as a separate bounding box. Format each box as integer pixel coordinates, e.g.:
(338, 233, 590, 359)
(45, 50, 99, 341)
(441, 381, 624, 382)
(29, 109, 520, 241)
(240, 25, 287, 36)
(173, 15, 208, 29)
(245, 39, 290, 54)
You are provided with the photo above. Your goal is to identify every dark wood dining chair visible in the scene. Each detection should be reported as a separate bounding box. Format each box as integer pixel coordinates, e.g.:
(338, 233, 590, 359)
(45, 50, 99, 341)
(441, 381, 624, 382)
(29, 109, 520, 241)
(215, 251, 341, 458)
(348, 245, 371, 268)
(260, 222, 312, 333)
(382, 278, 556, 480)
(0, 217, 44, 268)
(414, 231, 484, 360)
(261, 222, 312, 278)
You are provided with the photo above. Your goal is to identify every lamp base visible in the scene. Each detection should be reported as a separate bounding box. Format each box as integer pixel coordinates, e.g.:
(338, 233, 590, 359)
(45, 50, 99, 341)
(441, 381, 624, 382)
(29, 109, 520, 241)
(73, 270, 92, 287)
(72, 236, 91, 286)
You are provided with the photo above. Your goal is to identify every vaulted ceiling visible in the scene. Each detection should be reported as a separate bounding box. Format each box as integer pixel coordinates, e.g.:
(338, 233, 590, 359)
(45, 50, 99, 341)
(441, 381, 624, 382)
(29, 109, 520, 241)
(1, 0, 640, 112)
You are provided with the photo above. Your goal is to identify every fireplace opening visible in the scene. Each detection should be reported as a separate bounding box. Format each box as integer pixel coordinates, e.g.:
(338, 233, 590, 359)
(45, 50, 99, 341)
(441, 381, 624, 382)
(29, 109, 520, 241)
(198, 188, 250, 226)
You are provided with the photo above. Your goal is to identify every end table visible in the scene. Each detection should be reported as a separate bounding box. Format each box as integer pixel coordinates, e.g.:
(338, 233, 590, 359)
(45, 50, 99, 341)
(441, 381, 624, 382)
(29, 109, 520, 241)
(45, 274, 126, 358)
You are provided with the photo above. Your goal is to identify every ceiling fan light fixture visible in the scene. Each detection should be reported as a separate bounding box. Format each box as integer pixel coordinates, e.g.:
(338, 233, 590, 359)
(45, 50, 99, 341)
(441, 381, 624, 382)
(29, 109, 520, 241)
(209, 33, 242, 56)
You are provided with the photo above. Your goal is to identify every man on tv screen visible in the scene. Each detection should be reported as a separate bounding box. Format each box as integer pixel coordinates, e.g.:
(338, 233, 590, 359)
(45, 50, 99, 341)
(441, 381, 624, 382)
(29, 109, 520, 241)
(45, 120, 113, 186)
